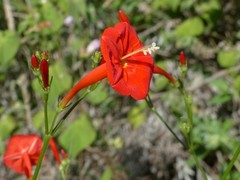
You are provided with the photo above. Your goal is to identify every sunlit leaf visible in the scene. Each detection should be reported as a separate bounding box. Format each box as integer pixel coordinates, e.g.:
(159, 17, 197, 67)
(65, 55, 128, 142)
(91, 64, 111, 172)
(217, 50, 240, 68)
(174, 17, 205, 37)
(0, 30, 20, 69)
(58, 114, 97, 158)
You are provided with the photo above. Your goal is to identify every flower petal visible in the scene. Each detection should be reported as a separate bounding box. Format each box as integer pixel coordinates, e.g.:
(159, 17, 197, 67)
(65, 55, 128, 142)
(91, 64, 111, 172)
(3, 134, 42, 176)
(101, 22, 154, 99)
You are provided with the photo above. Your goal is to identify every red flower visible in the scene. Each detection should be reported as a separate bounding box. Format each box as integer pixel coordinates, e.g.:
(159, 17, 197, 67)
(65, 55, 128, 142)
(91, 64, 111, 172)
(3, 134, 43, 178)
(31, 54, 39, 69)
(40, 59, 49, 89)
(59, 11, 176, 108)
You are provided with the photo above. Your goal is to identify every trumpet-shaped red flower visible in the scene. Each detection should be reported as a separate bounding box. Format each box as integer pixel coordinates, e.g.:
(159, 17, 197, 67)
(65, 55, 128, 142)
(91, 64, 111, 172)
(59, 11, 176, 108)
(3, 134, 43, 178)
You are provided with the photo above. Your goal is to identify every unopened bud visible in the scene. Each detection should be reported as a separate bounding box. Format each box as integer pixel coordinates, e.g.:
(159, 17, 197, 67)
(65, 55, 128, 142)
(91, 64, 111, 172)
(40, 59, 49, 89)
(179, 51, 186, 65)
(31, 54, 39, 69)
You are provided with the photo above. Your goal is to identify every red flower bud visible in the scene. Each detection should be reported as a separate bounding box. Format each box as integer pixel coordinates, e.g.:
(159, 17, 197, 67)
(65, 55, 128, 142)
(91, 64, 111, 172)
(31, 54, 39, 69)
(179, 51, 186, 65)
(40, 59, 49, 89)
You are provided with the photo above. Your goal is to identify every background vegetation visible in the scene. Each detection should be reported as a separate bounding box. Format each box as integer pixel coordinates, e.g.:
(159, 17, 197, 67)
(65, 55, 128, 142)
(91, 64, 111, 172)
(0, 0, 240, 179)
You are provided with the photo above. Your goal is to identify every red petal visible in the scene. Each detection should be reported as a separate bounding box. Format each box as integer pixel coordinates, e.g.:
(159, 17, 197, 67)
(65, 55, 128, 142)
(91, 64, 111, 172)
(3, 134, 42, 175)
(101, 22, 154, 99)
(153, 64, 176, 84)
(118, 10, 131, 24)
(23, 152, 32, 178)
(49, 138, 61, 165)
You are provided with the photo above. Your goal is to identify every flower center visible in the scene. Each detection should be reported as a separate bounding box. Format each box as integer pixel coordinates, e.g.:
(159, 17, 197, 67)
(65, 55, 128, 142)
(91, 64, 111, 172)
(120, 42, 160, 68)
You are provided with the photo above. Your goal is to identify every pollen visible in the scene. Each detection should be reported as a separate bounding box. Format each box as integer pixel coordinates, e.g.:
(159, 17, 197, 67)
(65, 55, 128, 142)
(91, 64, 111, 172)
(143, 42, 160, 55)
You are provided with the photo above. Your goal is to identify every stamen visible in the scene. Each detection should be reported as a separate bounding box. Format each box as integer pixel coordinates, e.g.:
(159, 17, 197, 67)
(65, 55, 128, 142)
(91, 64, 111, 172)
(121, 42, 160, 60)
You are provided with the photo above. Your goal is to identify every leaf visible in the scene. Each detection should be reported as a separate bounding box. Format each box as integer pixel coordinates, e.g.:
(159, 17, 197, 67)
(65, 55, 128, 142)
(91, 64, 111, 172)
(217, 50, 240, 68)
(127, 102, 146, 128)
(0, 30, 20, 69)
(233, 76, 240, 92)
(40, 2, 64, 35)
(174, 17, 205, 37)
(152, 0, 180, 11)
(101, 167, 112, 180)
(32, 110, 56, 132)
(210, 93, 232, 105)
(0, 115, 16, 141)
(210, 79, 229, 92)
(58, 114, 97, 158)
(86, 84, 108, 105)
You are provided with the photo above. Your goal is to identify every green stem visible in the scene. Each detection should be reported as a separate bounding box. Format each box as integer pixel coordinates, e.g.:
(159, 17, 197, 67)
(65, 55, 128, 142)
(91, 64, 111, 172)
(180, 88, 208, 180)
(191, 148, 208, 180)
(51, 89, 90, 135)
(33, 134, 51, 180)
(145, 95, 186, 148)
(43, 93, 49, 134)
(221, 143, 240, 180)
(49, 111, 60, 134)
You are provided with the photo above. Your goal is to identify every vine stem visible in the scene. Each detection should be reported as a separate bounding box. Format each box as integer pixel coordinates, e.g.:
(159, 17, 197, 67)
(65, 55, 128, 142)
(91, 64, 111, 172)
(43, 93, 49, 134)
(145, 95, 186, 148)
(221, 143, 240, 180)
(180, 88, 208, 180)
(33, 134, 51, 180)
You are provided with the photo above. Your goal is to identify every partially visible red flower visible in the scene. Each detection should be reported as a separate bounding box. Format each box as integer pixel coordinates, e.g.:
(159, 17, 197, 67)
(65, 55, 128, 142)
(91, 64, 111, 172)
(3, 134, 43, 178)
(179, 51, 186, 65)
(31, 54, 39, 69)
(49, 138, 68, 165)
(59, 10, 176, 108)
(49, 138, 61, 165)
(40, 59, 49, 89)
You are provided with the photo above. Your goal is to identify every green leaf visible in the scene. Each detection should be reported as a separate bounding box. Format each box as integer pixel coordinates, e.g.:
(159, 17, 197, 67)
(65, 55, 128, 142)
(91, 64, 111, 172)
(174, 17, 205, 37)
(32, 109, 56, 132)
(217, 50, 240, 68)
(0, 115, 16, 140)
(152, 0, 180, 11)
(210, 93, 232, 105)
(40, 2, 64, 35)
(210, 79, 229, 92)
(127, 102, 146, 128)
(101, 166, 112, 180)
(0, 30, 20, 69)
(233, 76, 240, 92)
(58, 114, 97, 158)
(86, 84, 108, 105)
